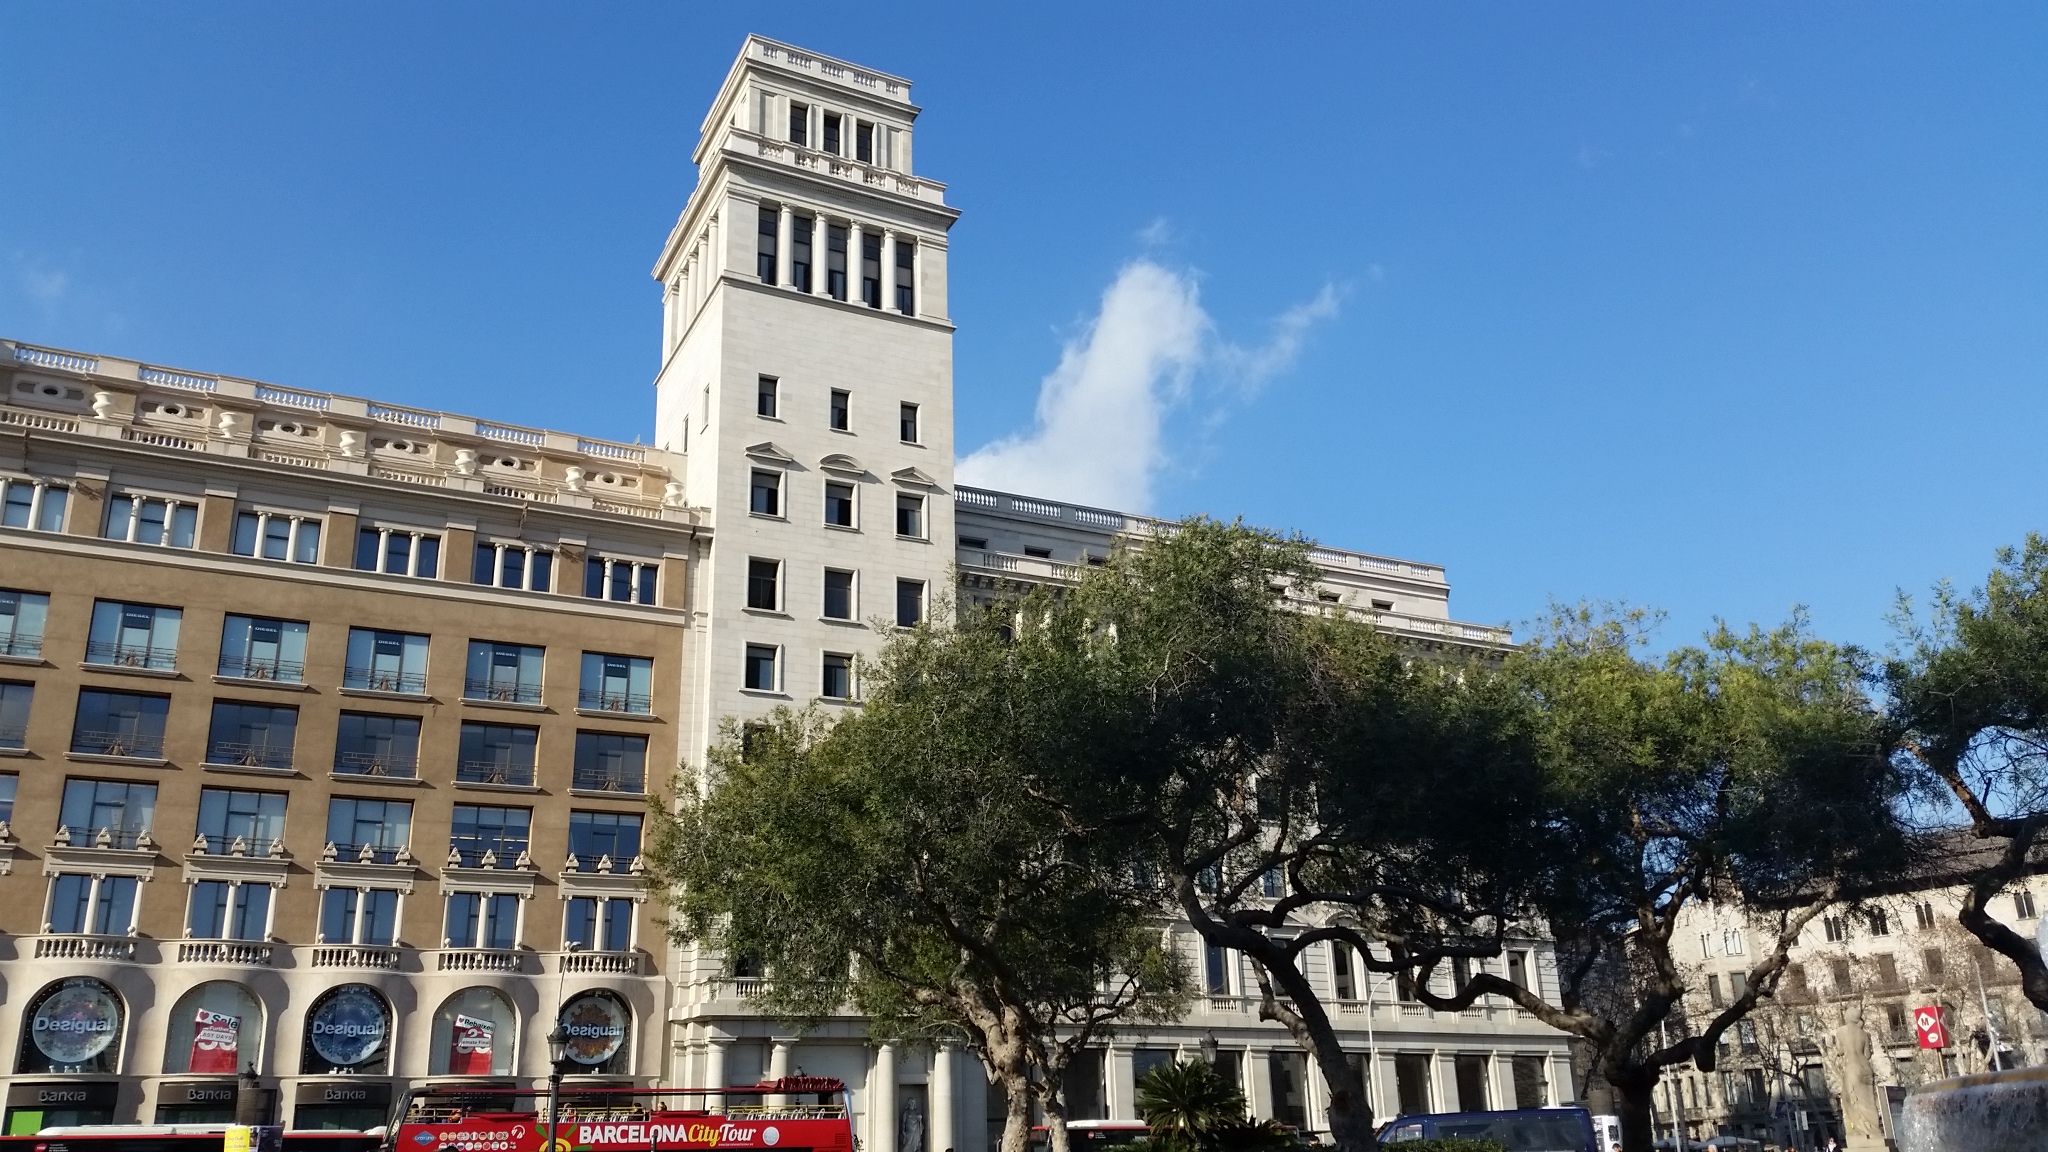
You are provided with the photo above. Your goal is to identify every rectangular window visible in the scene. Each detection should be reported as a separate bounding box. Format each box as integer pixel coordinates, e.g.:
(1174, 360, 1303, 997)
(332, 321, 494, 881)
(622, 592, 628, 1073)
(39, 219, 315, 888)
(0, 477, 68, 531)
(104, 493, 197, 548)
(899, 402, 920, 443)
(344, 628, 431, 695)
(1707, 974, 1724, 1007)
(1915, 900, 1937, 930)
(71, 688, 171, 759)
(48, 873, 139, 936)
(566, 896, 634, 952)
(788, 101, 808, 146)
(325, 797, 411, 863)
(855, 121, 873, 162)
(861, 230, 882, 307)
(823, 570, 855, 620)
(895, 237, 915, 313)
(58, 777, 157, 848)
(747, 558, 781, 610)
(757, 206, 778, 284)
(1824, 915, 1847, 943)
(585, 556, 659, 605)
(896, 494, 925, 538)
(232, 511, 321, 564)
(218, 615, 309, 682)
(579, 652, 653, 713)
(829, 388, 850, 430)
(1203, 943, 1232, 995)
(896, 579, 925, 628)
(465, 640, 545, 704)
(2017, 890, 2038, 919)
(821, 653, 853, 700)
(353, 527, 441, 578)
(205, 701, 298, 770)
(823, 112, 841, 154)
(574, 731, 647, 793)
(750, 470, 782, 517)
(791, 218, 812, 292)
(472, 543, 553, 592)
(445, 891, 520, 949)
(87, 599, 182, 670)
(1330, 942, 1357, 999)
(0, 589, 50, 658)
(0, 682, 31, 749)
(319, 886, 399, 946)
(456, 721, 538, 787)
(1923, 947, 1945, 978)
(758, 375, 779, 419)
(568, 810, 643, 871)
(1875, 953, 1900, 986)
(744, 644, 779, 692)
(1830, 956, 1854, 993)
(334, 712, 422, 779)
(1507, 950, 1529, 991)
(824, 481, 855, 527)
(450, 803, 531, 867)
(195, 787, 287, 856)
(826, 224, 849, 300)
(187, 879, 273, 941)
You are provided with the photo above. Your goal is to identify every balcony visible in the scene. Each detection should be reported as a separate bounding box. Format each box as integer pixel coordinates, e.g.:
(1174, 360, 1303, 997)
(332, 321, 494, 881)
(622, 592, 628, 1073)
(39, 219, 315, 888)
(344, 666, 428, 695)
(205, 741, 294, 771)
(457, 760, 535, 788)
(577, 689, 651, 715)
(450, 837, 529, 868)
(34, 934, 138, 961)
(71, 728, 166, 759)
(436, 948, 527, 973)
(218, 655, 305, 683)
(193, 833, 282, 858)
(333, 751, 420, 780)
(57, 824, 151, 849)
(571, 765, 645, 794)
(561, 950, 643, 976)
(464, 679, 542, 706)
(311, 944, 402, 970)
(178, 940, 275, 965)
(0, 723, 24, 749)
(84, 640, 178, 672)
(324, 840, 410, 865)
(0, 634, 42, 659)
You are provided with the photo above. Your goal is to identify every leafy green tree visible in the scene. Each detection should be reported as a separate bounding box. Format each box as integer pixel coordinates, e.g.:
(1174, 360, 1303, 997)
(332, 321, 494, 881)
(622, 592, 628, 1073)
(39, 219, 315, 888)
(1886, 534, 2048, 1011)
(646, 603, 1187, 1152)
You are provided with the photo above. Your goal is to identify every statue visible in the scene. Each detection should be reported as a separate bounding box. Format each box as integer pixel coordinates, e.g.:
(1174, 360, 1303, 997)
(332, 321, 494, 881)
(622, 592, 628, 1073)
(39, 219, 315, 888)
(1824, 1003, 1888, 1151)
(898, 1094, 925, 1152)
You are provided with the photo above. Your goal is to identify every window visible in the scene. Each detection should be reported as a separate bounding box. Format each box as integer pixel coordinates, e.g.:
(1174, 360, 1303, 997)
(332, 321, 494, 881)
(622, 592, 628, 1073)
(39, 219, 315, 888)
(1830, 956, 1854, 993)
(86, 599, 182, 669)
(472, 543, 553, 592)
(1203, 943, 1232, 995)
(445, 892, 520, 949)
(320, 887, 399, 946)
(579, 652, 652, 713)
(788, 101, 808, 146)
(1875, 953, 1900, 986)
(0, 476, 67, 531)
(1729, 971, 1748, 998)
(896, 579, 925, 627)
(861, 230, 882, 307)
(353, 526, 441, 578)
(1865, 908, 1892, 936)
(750, 469, 781, 516)
(1331, 942, 1356, 1000)
(205, 701, 298, 770)
(456, 722, 538, 787)
(1724, 928, 1747, 954)
(566, 896, 634, 952)
(71, 688, 171, 759)
(830, 388, 850, 430)
(896, 494, 925, 538)
(0, 589, 49, 658)
(757, 206, 778, 284)
(895, 236, 915, 313)
(899, 402, 920, 443)
(1024, 546, 1052, 559)
(218, 615, 308, 682)
(1260, 867, 1283, 897)
(334, 713, 422, 779)
(855, 120, 873, 162)
(959, 536, 987, 550)
(821, 653, 853, 700)
(825, 481, 855, 527)
(2016, 889, 2038, 920)
(757, 375, 780, 418)
(747, 558, 781, 610)
(568, 810, 643, 870)
(823, 112, 841, 154)
(465, 640, 544, 704)
(325, 798, 411, 864)
(1736, 1020, 1759, 1053)
(826, 224, 849, 300)
(743, 644, 779, 692)
(450, 804, 531, 867)
(1923, 947, 1945, 978)
(231, 510, 320, 564)
(585, 556, 659, 605)
(1824, 915, 1848, 943)
(791, 217, 813, 291)
(573, 732, 647, 793)
(59, 777, 157, 848)
(1708, 974, 1724, 1008)
(0, 682, 30, 748)
(1394, 969, 1418, 1003)
(195, 787, 286, 856)
(48, 873, 139, 935)
(345, 628, 430, 694)
(1507, 950, 1530, 991)
(187, 879, 273, 941)
(1915, 900, 1937, 930)
(823, 569, 855, 620)
(103, 493, 197, 548)
(1451, 955, 1471, 994)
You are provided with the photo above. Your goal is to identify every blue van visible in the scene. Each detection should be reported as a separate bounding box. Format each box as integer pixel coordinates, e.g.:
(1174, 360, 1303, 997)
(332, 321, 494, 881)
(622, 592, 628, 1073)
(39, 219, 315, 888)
(1376, 1106, 1597, 1151)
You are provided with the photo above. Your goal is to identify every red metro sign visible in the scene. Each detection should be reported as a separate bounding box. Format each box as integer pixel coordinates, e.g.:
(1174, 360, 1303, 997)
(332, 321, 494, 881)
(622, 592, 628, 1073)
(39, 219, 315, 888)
(1914, 1006, 1950, 1049)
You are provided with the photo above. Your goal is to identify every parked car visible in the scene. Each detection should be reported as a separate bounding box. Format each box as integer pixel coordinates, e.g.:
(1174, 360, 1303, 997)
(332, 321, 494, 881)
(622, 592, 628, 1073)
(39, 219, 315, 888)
(1376, 1106, 1598, 1151)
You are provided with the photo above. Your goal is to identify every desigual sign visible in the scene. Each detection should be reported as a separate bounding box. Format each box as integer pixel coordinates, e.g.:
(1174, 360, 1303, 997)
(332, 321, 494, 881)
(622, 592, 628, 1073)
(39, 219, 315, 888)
(308, 986, 389, 1068)
(557, 993, 627, 1067)
(30, 979, 123, 1065)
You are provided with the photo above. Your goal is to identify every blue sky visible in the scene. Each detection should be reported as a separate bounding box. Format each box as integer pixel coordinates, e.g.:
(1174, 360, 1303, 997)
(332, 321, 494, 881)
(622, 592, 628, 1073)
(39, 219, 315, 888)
(3, 4, 2044, 652)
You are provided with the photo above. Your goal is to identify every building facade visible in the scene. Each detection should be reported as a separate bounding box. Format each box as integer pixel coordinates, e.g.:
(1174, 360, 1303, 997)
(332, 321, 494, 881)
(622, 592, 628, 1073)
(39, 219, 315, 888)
(0, 33, 1572, 1145)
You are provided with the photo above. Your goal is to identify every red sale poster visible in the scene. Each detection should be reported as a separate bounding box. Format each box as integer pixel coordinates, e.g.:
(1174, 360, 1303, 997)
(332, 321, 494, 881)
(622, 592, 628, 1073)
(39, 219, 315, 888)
(449, 1013, 495, 1074)
(190, 1008, 241, 1073)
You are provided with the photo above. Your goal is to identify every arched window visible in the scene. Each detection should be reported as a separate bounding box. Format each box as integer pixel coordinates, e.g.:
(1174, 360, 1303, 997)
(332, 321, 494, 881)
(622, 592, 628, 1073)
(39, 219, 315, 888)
(556, 989, 631, 1075)
(429, 987, 518, 1076)
(300, 983, 391, 1074)
(17, 977, 124, 1074)
(165, 981, 264, 1074)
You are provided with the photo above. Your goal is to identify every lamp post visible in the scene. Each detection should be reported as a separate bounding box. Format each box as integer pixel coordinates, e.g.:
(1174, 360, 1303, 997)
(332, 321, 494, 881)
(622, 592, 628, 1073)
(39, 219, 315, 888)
(1199, 1031, 1219, 1068)
(547, 1024, 570, 1152)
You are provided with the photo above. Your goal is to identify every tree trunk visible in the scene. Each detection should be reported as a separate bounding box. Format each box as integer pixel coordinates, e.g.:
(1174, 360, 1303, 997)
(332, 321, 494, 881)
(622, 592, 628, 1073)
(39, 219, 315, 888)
(1304, 1036, 1373, 1152)
(1608, 1070, 1660, 1152)
(995, 1070, 1033, 1152)
(1039, 1088, 1072, 1152)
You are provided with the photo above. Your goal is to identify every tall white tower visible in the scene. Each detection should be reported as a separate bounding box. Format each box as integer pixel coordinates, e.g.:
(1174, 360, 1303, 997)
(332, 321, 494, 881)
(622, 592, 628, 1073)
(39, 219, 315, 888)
(653, 36, 961, 759)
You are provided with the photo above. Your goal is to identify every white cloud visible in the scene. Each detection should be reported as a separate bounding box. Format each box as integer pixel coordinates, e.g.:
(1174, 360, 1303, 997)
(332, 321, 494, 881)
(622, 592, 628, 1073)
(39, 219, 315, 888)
(957, 259, 1338, 513)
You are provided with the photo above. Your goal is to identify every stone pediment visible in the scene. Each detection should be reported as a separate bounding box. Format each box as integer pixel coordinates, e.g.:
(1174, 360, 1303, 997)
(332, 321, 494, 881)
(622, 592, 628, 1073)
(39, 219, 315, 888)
(891, 466, 940, 489)
(819, 453, 865, 476)
(745, 442, 798, 464)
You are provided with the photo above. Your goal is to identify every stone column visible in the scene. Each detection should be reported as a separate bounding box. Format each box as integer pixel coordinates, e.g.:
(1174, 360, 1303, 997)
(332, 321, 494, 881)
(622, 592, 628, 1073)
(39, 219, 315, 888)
(776, 205, 794, 288)
(930, 1044, 956, 1152)
(847, 222, 865, 306)
(705, 1037, 730, 1110)
(872, 1043, 899, 1152)
(1104, 1045, 1133, 1120)
(814, 214, 834, 298)
(1430, 1051, 1452, 1113)
(881, 231, 897, 314)
(1245, 1049, 1274, 1121)
(768, 1038, 794, 1105)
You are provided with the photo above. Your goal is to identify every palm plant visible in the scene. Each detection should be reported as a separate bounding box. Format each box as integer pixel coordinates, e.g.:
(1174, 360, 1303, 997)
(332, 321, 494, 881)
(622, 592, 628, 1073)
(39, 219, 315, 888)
(1135, 1061, 1247, 1152)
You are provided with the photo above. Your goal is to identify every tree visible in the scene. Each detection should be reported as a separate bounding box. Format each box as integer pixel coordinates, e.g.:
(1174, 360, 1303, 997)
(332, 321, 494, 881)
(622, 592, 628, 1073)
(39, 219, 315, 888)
(1408, 608, 1908, 1152)
(1886, 533, 2048, 1013)
(647, 604, 1187, 1152)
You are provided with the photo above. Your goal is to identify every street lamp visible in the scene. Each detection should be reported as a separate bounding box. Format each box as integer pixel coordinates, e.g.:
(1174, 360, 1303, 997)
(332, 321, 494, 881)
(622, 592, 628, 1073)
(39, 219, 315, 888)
(547, 1023, 570, 1152)
(1198, 1031, 1219, 1068)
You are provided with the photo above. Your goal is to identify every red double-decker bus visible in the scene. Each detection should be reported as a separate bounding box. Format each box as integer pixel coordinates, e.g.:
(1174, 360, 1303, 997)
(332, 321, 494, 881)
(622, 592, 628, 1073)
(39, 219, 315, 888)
(388, 1079, 853, 1152)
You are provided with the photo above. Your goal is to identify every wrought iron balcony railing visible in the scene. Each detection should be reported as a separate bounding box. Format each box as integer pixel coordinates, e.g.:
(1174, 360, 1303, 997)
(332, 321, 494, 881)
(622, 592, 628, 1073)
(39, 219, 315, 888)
(333, 750, 420, 779)
(343, 666, 428, 695)
(71, 728, 167, 758)
(205, 741, 294, 770)
(577, 689, 651, 714)
(571, 765, 645, 794)
(457, 759, 535, 787)
(84, 640, 178, 671)
(217, 655, 305, 682)
(463, 678, 542, 705)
